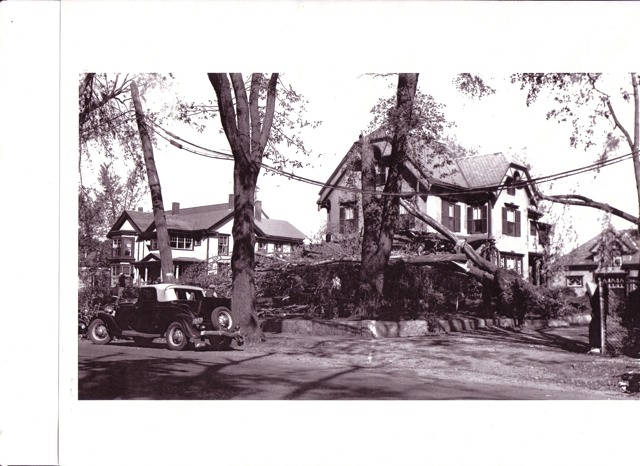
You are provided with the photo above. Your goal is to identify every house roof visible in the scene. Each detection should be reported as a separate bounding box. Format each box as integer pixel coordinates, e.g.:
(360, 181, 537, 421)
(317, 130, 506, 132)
(316, 133, 532, 207)
(137, 201, 305, 242)
(163, 203, 233, 232)
(561, 228, 640, 267)
(256, 218, 306, 241)
(106, 210, 155, 238)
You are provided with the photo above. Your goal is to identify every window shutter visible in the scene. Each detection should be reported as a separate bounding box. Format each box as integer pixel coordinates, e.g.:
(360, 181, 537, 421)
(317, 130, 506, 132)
(481, 205, 488, 233)
(454, 204, 461, 232)
(441, 200, 449, 230)
(467, 206, 473, 233)
(339, 207, 345, 234)
(354, 206, 359, 231)
(502, 207, 508, 235)
(515, 210, 521, 237)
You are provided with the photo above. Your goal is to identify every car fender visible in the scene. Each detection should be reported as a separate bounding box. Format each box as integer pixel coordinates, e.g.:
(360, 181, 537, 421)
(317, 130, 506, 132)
(91, 312, 122, 336)
(164, 312, 198, 338)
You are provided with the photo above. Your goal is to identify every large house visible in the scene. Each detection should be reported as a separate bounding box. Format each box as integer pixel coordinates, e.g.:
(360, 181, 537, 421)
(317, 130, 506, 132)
(558, 228, 639, 296)
(106, 194, 306, 286)
(317, 135, 550, 282)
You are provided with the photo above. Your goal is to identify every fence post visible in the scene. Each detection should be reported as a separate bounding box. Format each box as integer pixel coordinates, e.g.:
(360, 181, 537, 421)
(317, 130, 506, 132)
(598, 277, 606, 355)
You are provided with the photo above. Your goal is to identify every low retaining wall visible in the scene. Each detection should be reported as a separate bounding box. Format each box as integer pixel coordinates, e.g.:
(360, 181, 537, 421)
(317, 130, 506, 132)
(261, 314, 592, 339)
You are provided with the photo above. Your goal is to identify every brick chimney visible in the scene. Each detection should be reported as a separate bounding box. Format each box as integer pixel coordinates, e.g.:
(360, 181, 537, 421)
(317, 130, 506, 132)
(172, 202, 180, 215)
(254, 200, 262, 221)
(228, 194, 234, 209)
(138, 207, 143, 213)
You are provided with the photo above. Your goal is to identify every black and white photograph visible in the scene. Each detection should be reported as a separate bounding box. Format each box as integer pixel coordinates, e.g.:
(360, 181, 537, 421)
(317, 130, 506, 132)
(77, 69, 640, 402)
(3, 1, 640, 466)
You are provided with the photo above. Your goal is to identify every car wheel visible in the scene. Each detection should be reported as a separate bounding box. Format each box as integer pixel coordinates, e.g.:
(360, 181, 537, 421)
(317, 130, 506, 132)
(208, 336, 233, 350)
(211, 307, 234, 331)
(166, 322, 188, 351)
(88, 318, 111, 345)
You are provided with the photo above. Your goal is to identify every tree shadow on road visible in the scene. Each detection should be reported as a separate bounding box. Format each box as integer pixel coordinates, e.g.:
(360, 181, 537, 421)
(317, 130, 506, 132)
(78, 351, 275, 400)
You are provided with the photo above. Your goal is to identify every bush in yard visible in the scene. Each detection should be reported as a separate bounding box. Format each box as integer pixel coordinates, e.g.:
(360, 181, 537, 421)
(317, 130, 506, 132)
(256, 262, 480, 321)
(177, 262, 232, 297)
(618, 288, 640, 357)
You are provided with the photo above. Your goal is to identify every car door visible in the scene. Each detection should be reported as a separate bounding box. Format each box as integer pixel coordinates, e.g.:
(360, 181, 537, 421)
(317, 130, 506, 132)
(131, 287, 158, 333)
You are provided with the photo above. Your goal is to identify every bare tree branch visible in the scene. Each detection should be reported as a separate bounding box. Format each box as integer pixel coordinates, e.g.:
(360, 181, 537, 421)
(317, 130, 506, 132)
(540, 193, 638, 225)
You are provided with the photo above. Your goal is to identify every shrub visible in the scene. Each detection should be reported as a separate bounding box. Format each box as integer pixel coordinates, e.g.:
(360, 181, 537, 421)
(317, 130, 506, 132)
(177, 262, 232, 297)
(256, 262, 481, 321)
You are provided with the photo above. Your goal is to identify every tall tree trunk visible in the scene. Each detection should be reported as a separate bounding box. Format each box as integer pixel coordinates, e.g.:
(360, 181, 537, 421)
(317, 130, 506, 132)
(130, 81, 175, 284)
(630, 73, 640, 279)
(230, 160, 262, 341)
(208, 73, 278, 343)
(357, 73, 418, 318)
(357, 134, 385, 315)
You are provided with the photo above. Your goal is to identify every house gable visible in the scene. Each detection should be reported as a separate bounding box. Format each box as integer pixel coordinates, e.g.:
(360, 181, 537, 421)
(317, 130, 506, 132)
(107, 210, 154, 238)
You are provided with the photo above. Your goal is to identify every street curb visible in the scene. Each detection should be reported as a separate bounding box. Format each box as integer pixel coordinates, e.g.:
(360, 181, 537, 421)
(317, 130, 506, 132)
(260, 314, 592, 339)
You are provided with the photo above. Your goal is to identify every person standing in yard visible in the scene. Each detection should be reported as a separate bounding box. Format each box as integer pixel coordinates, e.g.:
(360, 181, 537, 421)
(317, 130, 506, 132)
(206, 284, 218, 298)
(117, 273, 126, 304)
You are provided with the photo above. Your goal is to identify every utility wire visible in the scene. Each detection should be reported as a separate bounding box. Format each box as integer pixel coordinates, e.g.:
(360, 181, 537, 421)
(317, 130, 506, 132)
(144, 115, 636, 199)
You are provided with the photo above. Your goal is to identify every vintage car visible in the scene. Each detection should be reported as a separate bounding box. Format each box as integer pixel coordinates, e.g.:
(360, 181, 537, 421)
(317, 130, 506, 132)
(87, 284, 243, 351)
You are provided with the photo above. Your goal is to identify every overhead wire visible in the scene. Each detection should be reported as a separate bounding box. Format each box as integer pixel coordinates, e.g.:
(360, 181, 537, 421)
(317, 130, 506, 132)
(143, 115, 637, 200)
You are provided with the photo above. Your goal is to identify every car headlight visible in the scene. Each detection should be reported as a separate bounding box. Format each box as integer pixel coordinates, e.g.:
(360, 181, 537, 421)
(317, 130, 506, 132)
(192, 317, 203, 325)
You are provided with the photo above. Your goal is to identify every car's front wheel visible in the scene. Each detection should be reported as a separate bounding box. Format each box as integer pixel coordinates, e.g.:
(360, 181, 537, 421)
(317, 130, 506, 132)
(87, 318, 111, 345)
(166, 322, 188, 351)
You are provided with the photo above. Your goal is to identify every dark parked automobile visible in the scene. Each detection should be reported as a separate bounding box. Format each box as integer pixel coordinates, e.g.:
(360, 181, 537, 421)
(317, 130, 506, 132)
(87, 284, 243, 351)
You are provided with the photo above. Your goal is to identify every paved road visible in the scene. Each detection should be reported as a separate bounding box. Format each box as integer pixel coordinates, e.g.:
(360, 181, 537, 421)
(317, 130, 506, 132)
(78, 338, 613, 400)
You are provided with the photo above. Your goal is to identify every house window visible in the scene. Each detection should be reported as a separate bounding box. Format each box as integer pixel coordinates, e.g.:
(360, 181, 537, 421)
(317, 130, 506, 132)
(257, 241, 268, 253)
(530, 221, 537, 236)
(566, 276, 583, 288)
(218, 235, 229, 255)
(339, 205, 358, 234)
(442, 200, 461, 232)
(375, 163, 386, 186)
(500, 253, 523, 275)
(467, 205, 488, 234)
(613, 255, 623, 267)
(169, 235, 193, 250)
(274, 243, 284, 253)
(111, 237, 134, 257)
(502, 206, 521, 237)
(112, 238, 121, 257)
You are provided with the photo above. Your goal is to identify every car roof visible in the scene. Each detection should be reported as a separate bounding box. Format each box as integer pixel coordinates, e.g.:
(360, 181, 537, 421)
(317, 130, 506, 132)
(142, 284, 205, 292)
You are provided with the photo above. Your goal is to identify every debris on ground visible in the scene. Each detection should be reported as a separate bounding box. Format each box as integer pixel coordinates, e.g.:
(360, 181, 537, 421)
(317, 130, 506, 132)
(619, 367, 640, 393)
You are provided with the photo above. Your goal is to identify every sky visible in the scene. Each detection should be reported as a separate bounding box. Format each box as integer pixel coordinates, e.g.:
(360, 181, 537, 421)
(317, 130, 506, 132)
(82, 70, 639, 253)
